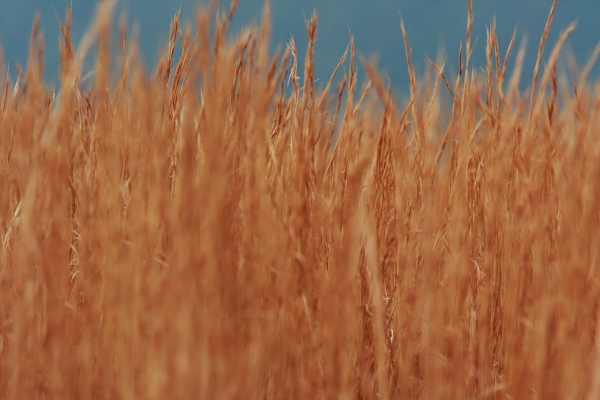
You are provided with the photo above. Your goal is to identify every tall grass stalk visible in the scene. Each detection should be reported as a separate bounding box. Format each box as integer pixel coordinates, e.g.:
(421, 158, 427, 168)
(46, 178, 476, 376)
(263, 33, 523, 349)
(1, 1, 600, 398)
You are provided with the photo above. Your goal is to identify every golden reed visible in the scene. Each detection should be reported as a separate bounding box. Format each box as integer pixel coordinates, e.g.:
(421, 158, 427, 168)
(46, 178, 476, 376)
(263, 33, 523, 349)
(1, 0, 600, 398)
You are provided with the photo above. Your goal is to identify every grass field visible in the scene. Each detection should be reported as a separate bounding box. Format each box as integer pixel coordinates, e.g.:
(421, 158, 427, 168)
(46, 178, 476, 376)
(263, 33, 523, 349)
(1, 0, 600, 398)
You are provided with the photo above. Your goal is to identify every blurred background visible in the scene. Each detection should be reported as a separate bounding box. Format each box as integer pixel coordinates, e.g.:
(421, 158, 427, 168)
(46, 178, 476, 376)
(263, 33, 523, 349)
(0, 0, 599, 93)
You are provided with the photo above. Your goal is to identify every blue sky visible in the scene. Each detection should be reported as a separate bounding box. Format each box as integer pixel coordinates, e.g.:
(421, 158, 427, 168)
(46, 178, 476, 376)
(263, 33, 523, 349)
(0, 0, 599, 92)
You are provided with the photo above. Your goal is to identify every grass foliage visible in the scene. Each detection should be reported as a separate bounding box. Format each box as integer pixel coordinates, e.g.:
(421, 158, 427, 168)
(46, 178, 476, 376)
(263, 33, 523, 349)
(1, 0, 600, 398)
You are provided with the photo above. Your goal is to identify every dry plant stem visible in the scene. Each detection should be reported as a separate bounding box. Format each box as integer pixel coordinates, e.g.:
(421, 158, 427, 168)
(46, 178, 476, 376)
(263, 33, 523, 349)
(2, 1, 600, 399)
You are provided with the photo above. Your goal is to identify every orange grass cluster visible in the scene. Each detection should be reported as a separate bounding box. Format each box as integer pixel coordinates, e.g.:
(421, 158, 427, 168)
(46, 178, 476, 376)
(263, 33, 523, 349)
(1, 0, 600, 398)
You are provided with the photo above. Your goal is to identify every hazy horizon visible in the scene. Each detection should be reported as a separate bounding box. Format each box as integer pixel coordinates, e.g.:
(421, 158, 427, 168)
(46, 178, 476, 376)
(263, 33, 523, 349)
(1, 0, 599, 93)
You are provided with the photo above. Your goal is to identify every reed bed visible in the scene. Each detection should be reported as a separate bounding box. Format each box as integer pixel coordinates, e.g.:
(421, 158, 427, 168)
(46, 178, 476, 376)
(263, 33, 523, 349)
(1, 0, 600, 398)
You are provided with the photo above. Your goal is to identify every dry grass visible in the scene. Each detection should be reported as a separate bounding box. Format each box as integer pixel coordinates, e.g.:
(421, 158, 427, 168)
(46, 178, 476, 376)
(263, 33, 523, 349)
(1, 0, 600, 398)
